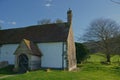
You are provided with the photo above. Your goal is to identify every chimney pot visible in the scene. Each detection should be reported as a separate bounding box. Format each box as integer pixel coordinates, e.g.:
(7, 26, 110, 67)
(67, 8, 72, 25)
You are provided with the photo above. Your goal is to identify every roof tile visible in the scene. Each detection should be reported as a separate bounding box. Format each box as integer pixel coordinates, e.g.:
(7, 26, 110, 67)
(0, 23, 70, 44)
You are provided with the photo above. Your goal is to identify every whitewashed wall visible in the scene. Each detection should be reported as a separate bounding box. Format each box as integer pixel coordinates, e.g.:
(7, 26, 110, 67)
(0, 42, 67, 69)
(0, 44, 18, 64)
(37, 42, 66, 68)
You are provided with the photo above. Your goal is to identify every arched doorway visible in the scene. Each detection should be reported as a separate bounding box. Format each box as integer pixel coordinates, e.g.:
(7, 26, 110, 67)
(18, 54, 28, 73)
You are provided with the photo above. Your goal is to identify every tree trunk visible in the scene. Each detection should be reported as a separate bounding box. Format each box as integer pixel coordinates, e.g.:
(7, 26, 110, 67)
(106, 54, 111, 63)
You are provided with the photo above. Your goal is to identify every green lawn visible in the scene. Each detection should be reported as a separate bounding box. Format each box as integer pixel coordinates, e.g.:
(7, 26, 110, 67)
(0, 54, 120, 80)
(1, 63, 120, 80)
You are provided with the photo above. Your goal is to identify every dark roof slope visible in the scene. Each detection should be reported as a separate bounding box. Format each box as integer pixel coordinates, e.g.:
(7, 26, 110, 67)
(0, 23, 70, 44)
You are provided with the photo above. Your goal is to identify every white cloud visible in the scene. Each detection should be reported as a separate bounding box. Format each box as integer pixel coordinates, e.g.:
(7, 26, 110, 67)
(0, 20, 4, 23)
(44, 0, 53, 7)
(11, 21, 16, 25)
(8, 21, 16, 25)
(0, 19, 16, 25)
(45, 3, 52, 7)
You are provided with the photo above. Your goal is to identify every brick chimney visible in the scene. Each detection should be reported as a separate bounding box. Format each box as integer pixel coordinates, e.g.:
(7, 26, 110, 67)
(67, 8, 72, 25)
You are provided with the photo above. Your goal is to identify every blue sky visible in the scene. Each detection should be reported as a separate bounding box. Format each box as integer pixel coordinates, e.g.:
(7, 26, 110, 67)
(0, 0, 120, 42)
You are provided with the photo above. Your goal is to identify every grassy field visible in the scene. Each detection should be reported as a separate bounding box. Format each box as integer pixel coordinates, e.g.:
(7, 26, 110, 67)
(0, 54, 120, 80)
(87, 53, 120, 62)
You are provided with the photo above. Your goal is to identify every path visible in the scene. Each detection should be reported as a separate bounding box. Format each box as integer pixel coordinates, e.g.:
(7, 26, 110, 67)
(0, 75, 16, 79)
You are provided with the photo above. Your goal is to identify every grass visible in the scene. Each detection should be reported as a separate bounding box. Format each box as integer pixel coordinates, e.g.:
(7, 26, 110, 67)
(87, 53, 120, 63)
(87, 53, 106, 62)
(1, 63, 120, 80)
(111, 55, 120, 62)
(0, 54, 120, 80)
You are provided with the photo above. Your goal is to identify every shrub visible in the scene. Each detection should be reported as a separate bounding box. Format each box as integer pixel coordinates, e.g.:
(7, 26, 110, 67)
(75, 43, 89, 64)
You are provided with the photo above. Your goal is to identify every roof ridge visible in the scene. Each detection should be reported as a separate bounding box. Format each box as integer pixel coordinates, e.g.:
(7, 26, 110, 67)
(1, 22, 68, 31)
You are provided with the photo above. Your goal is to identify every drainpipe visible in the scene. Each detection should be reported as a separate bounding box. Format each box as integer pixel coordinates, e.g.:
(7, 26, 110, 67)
(0, 45, 2, 60)
(62, 42, 64, 70)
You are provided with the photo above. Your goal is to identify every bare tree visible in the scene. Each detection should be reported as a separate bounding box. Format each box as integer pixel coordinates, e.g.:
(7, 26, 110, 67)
(55, 18, 63, 23)
(110, 0, 120, 4)
(37, 18, 63, 25)
(83, 18, 120, 63)
(37, 19, 51, 25)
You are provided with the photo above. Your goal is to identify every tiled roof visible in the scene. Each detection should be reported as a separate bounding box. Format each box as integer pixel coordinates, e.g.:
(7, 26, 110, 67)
(0, 23, 70, 44)
(23, 39, 42, 56)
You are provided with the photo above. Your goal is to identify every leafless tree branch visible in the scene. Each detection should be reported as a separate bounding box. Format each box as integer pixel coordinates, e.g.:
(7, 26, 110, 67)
(83, 18, 120, 62)
(110, 0, 120, 4)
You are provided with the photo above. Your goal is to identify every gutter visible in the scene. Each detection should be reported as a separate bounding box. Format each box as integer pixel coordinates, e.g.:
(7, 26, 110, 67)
(62, 42, 64, 69)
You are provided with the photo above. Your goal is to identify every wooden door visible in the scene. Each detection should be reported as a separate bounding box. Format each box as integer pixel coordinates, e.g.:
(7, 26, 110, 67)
(18, 54, 28, 73)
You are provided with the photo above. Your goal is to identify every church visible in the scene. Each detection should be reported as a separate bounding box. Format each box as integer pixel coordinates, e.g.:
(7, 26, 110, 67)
(0, 9, 76, 72)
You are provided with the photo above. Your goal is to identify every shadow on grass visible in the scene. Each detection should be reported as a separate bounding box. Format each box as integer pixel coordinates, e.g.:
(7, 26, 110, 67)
(0, 65, 16, 75)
